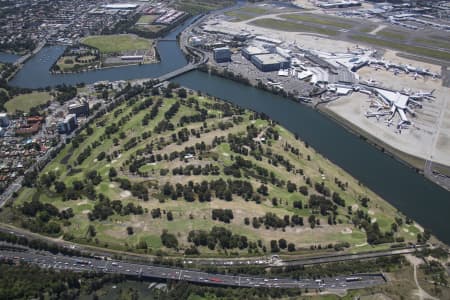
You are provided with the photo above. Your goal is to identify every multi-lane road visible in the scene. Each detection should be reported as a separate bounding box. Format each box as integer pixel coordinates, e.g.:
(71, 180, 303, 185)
(0, 245, 386, 291)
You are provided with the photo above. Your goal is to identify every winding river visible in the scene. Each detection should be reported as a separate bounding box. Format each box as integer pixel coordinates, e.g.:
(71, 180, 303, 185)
(5, 16, 450, 245)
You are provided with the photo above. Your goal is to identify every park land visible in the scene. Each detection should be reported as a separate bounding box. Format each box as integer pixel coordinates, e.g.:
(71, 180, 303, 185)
(1, 86, 424, 256)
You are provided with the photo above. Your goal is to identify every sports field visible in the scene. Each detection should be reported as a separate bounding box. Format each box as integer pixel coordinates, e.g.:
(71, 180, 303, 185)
(5, 91, 52, 113)
(81, 34, 153, 54)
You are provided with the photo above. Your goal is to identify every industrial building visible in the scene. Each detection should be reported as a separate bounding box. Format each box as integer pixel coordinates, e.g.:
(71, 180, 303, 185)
(101, 3, 138, 10)
(241, 46, 269, 60)
(251, 53, 290, 72)
(213, 47, 231, 63)
(68, 99, 90, 117)
(57, 114, 77, 134)
(0, 113, 9, 128)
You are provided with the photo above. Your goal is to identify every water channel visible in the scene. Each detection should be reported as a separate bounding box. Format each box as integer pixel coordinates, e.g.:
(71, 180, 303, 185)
(6, 16, 450, 245)
(0, 52, 20, 64)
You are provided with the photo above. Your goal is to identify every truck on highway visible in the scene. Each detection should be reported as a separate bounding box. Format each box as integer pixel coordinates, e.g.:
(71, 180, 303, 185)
(345, 277, 362, 282)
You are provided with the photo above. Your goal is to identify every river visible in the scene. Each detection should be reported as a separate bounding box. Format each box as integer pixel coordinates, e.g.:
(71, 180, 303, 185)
(7, 15, 450, 245)
(0, 52, 20, 64)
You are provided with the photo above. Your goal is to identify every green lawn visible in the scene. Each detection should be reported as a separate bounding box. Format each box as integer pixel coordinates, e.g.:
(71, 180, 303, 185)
(5, 91, 52, 113)
(81, 34, 153, 54)
(350, 35, 450, 61)
(136, 15, 157, 24)
(251, 18, 338, 36)
(282, 13, 354, 29)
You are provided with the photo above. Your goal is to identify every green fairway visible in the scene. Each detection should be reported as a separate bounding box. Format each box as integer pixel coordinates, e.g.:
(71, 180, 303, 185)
(5, 91, 52, 113)
(350, 35, 450, 61)
(251, 18, 338, 36)
(282, 13, 354, 29)
(81, 34, 153, 54)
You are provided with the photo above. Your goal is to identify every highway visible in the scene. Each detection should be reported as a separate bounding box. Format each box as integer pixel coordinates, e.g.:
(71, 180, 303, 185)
(0, 245, 386, 290)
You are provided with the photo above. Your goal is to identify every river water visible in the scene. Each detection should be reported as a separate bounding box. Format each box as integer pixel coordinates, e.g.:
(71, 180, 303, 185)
(7, 16, 450, 245)
(0, 52, 20, 63)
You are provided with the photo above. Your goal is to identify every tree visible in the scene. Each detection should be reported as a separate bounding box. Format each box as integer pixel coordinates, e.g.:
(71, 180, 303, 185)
(87, 225, 96, 237)
(161, 230, 178, 249)
(167, 211, 173, 221)
(270, 240, 280, 253)
(177, 88, 187, 98)
(299, 186, 308, 196)
(54, 181, 66, 194)
(108, 167, 117, 179)
(278, 238, 287, 249)
(287, 243, 296, 252)
(308, 215, 316, 229)
(126, 226, 134, 235)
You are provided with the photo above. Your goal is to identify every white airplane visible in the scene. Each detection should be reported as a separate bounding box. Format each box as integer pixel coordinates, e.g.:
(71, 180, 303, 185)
(410, 89, 435, 100)
(364, 78, 379, 86)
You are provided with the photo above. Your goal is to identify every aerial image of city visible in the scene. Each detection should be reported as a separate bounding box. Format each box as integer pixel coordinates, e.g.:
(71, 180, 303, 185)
(0, 0, 449, 299)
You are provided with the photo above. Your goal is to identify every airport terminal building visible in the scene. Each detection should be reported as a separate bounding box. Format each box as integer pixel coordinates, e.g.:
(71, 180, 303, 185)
(251, 53, 290, 72)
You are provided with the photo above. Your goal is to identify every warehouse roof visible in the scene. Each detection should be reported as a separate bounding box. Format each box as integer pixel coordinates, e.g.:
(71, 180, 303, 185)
(253, 53, 288, 65)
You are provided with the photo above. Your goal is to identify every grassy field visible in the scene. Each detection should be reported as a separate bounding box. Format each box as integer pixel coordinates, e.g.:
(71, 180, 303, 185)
(3, 90, 417, 256)
(224, 11, 257, 22)
(414, 37, 450, 50)
(81, 34, 153, 54)
(136, 15, 157, 25)
(5, 91, 52, 113)
(350, 35, 450, 61)
(281, 13, 354, 29)
(224, 6, 275, 22)
(376, 29, 407, 40)
(251, 18, 339, 36)
(173, 0, 234, 14)
(55, 55, 98, 72)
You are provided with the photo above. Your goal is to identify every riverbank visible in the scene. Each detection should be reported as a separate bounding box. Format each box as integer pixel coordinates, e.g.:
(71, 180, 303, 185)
(193, 63, 450, 190)
(318, 104, 426, 170)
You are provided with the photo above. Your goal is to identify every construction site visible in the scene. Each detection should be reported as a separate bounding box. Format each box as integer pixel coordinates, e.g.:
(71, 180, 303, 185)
(181, 2, 450, 186)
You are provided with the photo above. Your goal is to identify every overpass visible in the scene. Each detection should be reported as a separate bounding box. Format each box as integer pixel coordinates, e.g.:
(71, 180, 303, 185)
(136, 45, 208, 84)
(156, 63, 199, 82)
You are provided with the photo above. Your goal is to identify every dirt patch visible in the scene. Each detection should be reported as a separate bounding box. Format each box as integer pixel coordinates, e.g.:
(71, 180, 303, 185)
(341, 227, 352, 234)
(120, 190, 132, 198)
